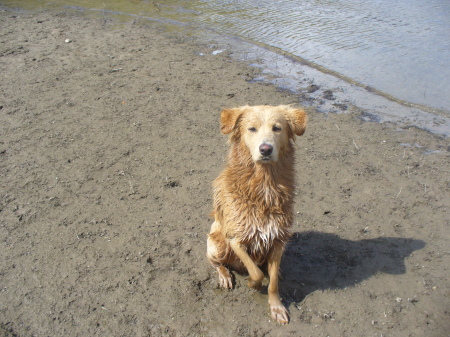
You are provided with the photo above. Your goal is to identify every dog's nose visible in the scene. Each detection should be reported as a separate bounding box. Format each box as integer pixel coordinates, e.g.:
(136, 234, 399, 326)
(259, 143, 273, 156)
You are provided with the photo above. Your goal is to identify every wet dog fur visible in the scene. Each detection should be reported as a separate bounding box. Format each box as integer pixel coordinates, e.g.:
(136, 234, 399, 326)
(207, 105, 307, 324)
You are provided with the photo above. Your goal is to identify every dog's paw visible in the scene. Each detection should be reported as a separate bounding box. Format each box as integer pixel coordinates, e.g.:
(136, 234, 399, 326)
(270, 303, 290, 325)
(217, 266, 233, 289)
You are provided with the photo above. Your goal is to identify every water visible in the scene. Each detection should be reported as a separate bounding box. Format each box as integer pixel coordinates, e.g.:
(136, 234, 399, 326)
(3, 0, 450, 135)
(181, 0, 450, 112)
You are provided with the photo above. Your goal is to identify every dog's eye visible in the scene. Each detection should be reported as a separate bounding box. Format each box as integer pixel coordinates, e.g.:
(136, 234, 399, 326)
(272, 126, 282, 132)
(248, 127, 257, 132)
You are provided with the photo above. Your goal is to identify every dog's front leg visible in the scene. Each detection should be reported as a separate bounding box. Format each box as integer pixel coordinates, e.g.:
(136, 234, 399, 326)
(267, 244, 289, 324)
(229, 239, 264, 290)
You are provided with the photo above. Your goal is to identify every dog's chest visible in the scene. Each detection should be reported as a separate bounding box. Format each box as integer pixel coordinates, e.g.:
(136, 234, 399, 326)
(239, 216, 290, 260)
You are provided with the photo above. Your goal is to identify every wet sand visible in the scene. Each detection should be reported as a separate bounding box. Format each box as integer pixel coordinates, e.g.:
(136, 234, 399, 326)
(0, 8, 449, 337)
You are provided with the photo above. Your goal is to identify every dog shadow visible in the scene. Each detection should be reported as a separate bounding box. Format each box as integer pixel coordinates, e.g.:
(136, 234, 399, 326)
(279, 231, 425, 303)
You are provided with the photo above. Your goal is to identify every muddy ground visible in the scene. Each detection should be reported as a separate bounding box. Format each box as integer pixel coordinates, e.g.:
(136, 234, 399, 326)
(0, 8, 449, 337)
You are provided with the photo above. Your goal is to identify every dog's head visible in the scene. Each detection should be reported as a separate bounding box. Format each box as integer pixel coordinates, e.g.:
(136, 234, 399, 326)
(220, 105, 307, 163)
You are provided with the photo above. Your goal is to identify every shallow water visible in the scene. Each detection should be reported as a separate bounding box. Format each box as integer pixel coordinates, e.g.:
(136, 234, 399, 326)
(3, 0, 450, 135)
(180, 0, 450, 112)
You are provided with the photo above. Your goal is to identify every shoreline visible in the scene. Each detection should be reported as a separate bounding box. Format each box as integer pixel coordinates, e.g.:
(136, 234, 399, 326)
(1, 8, 449, 337)
(3, 3, 450, 137)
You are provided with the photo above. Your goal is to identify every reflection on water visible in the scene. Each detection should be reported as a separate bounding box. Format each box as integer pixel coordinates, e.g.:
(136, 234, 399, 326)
(3, 0, 449, 113)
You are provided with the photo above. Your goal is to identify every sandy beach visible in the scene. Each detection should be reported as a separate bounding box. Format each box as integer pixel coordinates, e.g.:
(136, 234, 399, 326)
(0, 7, 449, 337)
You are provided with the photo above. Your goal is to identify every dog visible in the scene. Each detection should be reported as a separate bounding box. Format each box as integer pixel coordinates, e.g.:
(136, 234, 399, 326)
(207, 105, 307, 324)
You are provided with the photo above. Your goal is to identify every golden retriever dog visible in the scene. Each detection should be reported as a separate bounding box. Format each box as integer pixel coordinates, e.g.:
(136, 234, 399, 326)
(207, 105, 307, 324)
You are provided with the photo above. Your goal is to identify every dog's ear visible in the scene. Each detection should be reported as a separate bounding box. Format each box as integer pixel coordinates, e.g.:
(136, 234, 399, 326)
(285, 108, 307, 137)
(220, 107, 244, 134)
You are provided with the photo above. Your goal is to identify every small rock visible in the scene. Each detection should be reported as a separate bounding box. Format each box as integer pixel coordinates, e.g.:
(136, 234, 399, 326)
(306, 84, 320, 93)
(323, 89, 335, 100)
